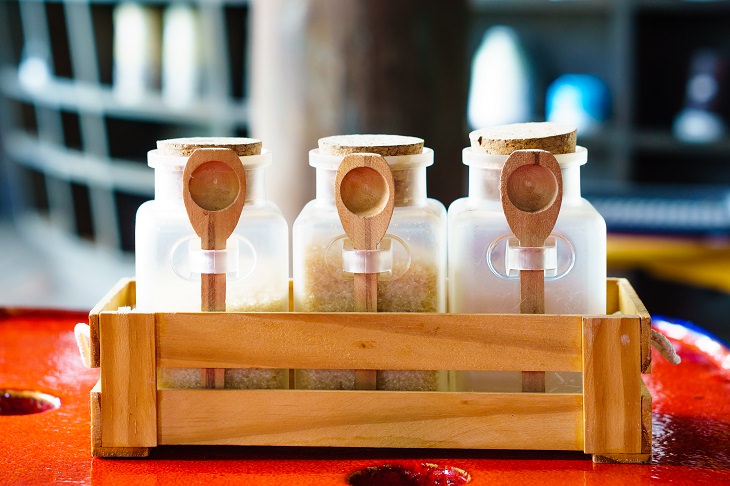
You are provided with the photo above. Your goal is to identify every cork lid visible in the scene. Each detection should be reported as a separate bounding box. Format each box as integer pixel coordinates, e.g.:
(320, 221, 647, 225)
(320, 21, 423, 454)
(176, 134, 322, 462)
(469, 123, 576, 155)
(156, 137, 262, 157)
(318, 134, 424, 157)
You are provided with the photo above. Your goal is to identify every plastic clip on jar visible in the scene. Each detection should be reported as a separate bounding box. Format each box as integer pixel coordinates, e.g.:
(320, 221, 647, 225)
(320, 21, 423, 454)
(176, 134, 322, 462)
(135, 137, 289, 389)
(447, 123, 606, 392)
(292, 135, 448, 391)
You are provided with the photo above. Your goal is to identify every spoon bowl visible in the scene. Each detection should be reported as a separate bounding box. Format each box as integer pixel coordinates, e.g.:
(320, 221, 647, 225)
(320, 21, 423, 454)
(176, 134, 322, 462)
(500, 150, 562, 248)
(183, 148, 247, 252)
(335, 153, 395, 253)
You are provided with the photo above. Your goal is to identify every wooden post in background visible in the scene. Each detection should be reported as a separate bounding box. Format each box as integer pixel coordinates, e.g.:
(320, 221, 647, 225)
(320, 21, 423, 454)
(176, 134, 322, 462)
(249, 0, 468, 229)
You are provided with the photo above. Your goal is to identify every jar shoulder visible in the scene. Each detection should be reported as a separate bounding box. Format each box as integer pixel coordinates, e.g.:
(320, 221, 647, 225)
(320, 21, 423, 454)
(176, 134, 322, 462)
(448, 196, 605, 220)
(294, 199, 445, 224)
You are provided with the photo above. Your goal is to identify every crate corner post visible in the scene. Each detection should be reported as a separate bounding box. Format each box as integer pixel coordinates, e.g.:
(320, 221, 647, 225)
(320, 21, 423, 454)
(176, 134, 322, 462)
(582, 312, 649, 464)
(95, 305, 157, 458)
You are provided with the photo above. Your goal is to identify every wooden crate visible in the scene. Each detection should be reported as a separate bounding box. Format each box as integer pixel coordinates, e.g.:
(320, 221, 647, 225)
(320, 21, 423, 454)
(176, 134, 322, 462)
(87, 278, 652, 463)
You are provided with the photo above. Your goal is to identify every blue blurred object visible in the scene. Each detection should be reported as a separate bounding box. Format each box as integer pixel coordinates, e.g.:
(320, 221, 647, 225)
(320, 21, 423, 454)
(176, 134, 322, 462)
(653, 314, 730, 354)
(673, 49, 728, 143)
(546, 74, 610, 136)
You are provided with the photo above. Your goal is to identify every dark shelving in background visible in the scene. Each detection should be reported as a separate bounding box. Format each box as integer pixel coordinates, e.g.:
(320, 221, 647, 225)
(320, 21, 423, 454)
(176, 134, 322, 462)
(1, 0, 730, 313)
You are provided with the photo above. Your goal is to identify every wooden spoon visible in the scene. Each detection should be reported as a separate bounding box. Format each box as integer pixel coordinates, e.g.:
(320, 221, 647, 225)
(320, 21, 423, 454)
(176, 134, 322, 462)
(183, 147, 247, 388)
(335, 153, 395, 390)
(500, 150, 563, 393)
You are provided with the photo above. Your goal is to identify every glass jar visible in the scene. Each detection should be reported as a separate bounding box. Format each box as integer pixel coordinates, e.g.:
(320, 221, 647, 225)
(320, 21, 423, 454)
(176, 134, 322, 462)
(448, 126, 606, 392)
(135, 137, 289, 389)
(292, 135, 447, 391)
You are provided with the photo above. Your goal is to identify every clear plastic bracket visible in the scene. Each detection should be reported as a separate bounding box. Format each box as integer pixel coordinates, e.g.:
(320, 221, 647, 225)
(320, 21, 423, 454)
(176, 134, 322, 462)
(188, 247, 240, 276)
(505, 237, 558, 276)
(341, 238, 393, 275)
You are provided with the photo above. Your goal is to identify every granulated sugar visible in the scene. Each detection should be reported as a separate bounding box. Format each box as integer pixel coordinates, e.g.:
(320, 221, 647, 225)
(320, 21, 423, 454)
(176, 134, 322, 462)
(297, 246, 439, 313)
(295, 244, 444, 391)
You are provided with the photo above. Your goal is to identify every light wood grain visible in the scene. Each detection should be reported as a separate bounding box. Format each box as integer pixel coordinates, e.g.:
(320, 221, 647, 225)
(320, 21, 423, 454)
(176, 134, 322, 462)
(158, 389, 583, 450)
(319, 134, 423, 156)
(582, 316, 642, 455)
(183, 148, 247, 254)
(91, 381, 149, 458)
(470, 122, 576, 155)
(501, 150, 563, 393)
(335, 153, 395, 256)
(335, 153, 395, 390)
(99, 311, 157, 449)
(157, 312, 583, 371)
(88, 278, 135, 368)
(157, 137, 262, 157)
(590, 377, 652, 464)
(641, 379, 653, 455)
(89, 278, 652, 459)
(183, 147, 247, 386)
(500, 150, 563, 249)
(90, 380, 101, 453)
(617, 278, 652, 373)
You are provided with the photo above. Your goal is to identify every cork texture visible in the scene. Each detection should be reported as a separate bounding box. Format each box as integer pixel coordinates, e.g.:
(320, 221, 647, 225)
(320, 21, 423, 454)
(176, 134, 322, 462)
(157, 137, 262, 156)
(319, 134, 424, 157)
(469, 123, 576, 155)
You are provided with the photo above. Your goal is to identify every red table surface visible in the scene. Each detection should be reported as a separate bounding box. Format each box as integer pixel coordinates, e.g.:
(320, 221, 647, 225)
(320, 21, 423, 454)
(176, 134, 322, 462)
(0, 309, 728, 485)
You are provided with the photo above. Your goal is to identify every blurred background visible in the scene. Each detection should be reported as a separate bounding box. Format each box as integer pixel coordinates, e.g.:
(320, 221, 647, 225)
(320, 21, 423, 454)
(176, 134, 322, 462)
(0, 0, 729, 340)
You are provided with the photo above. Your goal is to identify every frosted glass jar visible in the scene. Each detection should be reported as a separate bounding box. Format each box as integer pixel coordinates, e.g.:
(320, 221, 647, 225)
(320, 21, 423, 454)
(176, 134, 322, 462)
(135, 137, 289, 389)
(448, 143, 606, 392)
(292, 135, 447, 391)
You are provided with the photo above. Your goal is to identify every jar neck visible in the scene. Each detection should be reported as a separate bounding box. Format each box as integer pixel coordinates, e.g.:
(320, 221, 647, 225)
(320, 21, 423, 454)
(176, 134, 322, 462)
(155, 167, 266, 203)
(316, 166, 427, 207)
(468, 165, 582, 202)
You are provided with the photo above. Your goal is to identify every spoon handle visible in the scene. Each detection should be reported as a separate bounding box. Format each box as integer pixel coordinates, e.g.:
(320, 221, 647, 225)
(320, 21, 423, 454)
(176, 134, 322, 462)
(521, 269, 546, 392)
(202, 274, 226, 312)
(353, 272, 379, 389)
(520, 269, 544, 314)
(353, 273, 378, 312)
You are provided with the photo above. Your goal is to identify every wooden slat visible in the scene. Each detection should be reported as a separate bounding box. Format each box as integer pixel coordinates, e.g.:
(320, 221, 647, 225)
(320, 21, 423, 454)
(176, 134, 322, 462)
(99, 311, 157, 449)
(157, 312, 584, 372)
(616, 278, 652, 373)
(641, 379, 653, 454)
(90, 380, 101, 453)
(605, 278, 620, 315)
(158, 389, 584, 450)
(582, 316, 643, 455)
(88, 278, 135, 368)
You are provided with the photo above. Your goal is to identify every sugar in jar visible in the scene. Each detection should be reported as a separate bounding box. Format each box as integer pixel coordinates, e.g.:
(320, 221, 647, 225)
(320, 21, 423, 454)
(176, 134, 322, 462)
(292, 134, 447, 391)
(135, 137, 289, 389)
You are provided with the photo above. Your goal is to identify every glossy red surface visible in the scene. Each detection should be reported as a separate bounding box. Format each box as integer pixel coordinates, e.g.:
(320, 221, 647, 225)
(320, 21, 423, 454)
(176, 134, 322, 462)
(0, 310, 728, 484)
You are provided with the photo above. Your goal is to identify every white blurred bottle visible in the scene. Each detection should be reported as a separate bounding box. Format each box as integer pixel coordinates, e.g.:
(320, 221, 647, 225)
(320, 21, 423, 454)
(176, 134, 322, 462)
(113, 2, 161, 104)
(467, 26, 532, 129)
(162, 4, 201, 108)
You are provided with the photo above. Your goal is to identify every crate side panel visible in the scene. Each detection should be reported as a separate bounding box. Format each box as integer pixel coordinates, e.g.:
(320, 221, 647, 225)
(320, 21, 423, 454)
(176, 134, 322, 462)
(157, 313, 583, 372)
(158, 390, 584, 450)
(616, 278, 652, 373)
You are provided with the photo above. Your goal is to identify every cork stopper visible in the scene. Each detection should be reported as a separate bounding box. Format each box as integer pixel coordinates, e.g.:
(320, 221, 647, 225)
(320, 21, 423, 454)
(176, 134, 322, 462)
(469, 123, 576, 155)
(157, 137, 262, 157)
(318, 134, 424, 157)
